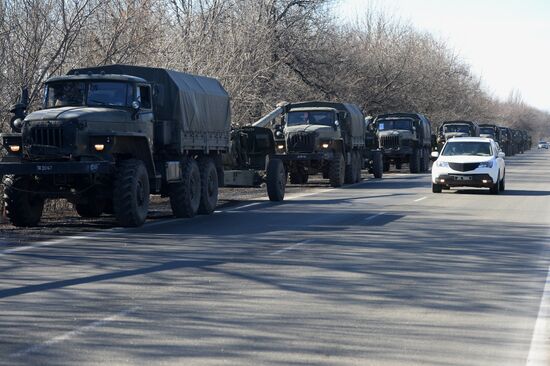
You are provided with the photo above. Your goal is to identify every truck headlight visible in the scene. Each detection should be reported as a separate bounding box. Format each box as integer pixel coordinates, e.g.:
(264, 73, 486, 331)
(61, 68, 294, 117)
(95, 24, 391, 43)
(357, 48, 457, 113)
(9, 145, 21, 152)
(277, 144, 285, 150)
(94, 144, 105, 151)
(479, 160, 493, 168)
(321, 142, 330, 149)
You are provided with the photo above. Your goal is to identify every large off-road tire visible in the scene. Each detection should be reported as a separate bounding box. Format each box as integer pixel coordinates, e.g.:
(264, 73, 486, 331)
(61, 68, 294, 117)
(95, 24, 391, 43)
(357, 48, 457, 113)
(354, 151, 362, 183)
(420, 148, 429, 172)
(329, 153, 345, 187)
(344, 152, 356, 184)
(113, 159, 150, 227)
(383, 160, 390, 172)
(75, 201, 105, 218)
(3, 175, 44, 227)
(266, 158, 286, 201)
(409, 148, 420, 173)
(169, 158, 201, 218)
(198, 157, 219, 215)
(432, 182, 442, 193)
(289, 167, 308, 185)
(372, 151, 383, 179)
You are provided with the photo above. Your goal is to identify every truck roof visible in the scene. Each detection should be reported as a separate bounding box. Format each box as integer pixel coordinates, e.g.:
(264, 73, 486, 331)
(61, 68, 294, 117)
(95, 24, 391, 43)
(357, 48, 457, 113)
(46, 74, 146, 84)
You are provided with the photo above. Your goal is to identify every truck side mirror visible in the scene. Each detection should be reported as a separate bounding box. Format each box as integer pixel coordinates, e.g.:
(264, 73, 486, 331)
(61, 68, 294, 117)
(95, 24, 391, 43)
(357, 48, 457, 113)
(131, 100, 141, 119)
(334, 120, 340, 131)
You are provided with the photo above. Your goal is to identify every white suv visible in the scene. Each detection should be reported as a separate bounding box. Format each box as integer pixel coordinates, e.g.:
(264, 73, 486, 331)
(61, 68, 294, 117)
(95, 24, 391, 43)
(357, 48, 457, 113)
(431, 137, 506, 194)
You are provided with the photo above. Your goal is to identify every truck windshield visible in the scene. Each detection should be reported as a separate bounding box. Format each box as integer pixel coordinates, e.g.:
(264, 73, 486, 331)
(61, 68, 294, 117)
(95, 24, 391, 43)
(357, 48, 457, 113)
(480, 127, 494, 135)
(443, 124, 470, 133)
(441, 141, 492, 156)
(376, 119, 412, 131)
(45, 81, 132, 108)
(286, 111, 335, 127)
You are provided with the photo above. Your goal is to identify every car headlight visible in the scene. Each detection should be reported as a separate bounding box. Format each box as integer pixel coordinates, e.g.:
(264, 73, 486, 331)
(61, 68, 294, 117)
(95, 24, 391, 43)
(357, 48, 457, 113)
(479, 160, 493, 168)
(436, 161, 449, 167)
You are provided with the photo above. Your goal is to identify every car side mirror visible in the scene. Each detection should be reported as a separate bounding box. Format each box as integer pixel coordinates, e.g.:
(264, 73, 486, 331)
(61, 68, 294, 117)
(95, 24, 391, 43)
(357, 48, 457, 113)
(498, 152, 505, 158)
(431, 151, 439, 158)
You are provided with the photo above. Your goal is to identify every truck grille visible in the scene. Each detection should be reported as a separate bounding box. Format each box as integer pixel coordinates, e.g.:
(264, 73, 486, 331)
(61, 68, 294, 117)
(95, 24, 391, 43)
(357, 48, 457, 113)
(380, 135, 399, 149)
(30, 126, 64, 148)
(287, 133, 315, 153)
(449, 162, 480, 172)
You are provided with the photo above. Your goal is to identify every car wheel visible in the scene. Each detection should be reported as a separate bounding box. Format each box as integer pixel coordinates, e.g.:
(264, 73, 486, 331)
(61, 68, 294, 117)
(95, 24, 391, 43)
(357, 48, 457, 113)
(432, 182, 442, 193)
(490, 177, 500, 195)
(499, 175, 505, 192)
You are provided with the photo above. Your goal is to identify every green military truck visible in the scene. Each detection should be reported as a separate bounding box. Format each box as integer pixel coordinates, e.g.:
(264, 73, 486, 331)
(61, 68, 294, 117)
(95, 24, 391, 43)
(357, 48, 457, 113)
(436, 120, 480, 151)
(374, 113, 432, 173)
(258, 101, 367, 187)
(0, 65, 286, 227)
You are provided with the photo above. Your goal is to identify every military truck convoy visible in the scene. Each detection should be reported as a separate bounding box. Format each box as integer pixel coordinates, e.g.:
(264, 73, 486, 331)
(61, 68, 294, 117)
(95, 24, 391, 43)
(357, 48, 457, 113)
(0, 64, 534, 228)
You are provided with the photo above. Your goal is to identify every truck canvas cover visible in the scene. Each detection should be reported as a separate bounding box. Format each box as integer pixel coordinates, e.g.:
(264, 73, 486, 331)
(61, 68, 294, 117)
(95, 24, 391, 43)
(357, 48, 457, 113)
(69, 64, 231, 150)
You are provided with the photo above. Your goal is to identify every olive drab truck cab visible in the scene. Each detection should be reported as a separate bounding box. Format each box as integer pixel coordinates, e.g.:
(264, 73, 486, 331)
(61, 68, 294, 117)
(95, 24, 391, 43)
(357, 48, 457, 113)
(437, 120, 480, 151)
(0, 64, 232, 227)
(374, 113, 432, 173)
(272, 101, 367, 187)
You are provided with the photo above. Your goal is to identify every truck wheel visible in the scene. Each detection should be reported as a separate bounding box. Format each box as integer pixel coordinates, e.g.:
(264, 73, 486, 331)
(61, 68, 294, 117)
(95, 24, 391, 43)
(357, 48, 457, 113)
(329, 153, 345, 187)
(3, 175, 44, 227)
(198, 157, 218, 215)
(409, 149, 420, 173)
(383, 160, 390, 172)
(266, 158, 286, 201)
(75, 201, 105, 218)
(113, 159, 150, 227)
(372, 151, 383, 178)
(169, 158, 201, 218)
(289, 167, 307, 184)
(344, 152, 356, 184)
(355, 151, 362, 183)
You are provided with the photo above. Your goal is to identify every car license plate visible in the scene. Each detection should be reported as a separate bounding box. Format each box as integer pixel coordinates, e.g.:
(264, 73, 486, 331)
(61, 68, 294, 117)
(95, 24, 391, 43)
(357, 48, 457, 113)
(452, 175, 471, 181)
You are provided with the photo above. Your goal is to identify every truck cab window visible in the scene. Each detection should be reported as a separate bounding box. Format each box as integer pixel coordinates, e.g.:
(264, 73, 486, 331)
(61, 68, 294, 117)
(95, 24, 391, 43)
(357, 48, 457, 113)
(137, 85, 152, 109)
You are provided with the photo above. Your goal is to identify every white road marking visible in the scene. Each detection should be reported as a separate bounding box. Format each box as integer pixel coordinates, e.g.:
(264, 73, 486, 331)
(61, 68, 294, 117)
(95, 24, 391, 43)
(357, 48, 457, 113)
(526, 264, 550, 366)
(270, 239, 313, 255)
(10, 306, 140, 358)
(0, 236, 90, 257)
(414, 196, 428, 202)
(364, 212, 386, 221)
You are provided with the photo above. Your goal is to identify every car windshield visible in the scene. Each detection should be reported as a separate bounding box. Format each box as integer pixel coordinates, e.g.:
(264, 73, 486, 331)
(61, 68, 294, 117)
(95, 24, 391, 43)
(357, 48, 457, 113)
(442, 141, 492, 156)
(377, 119, 413, 131)
(286, 111, 335, 127)
(480, 127, 494, 135)
(443, 124, 471, 133)
(45, 81, 132, 108)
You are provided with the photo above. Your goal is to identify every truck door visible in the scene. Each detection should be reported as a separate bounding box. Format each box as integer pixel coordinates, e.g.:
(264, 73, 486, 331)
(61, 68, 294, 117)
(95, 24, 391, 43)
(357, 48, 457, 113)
(136, 84, 154, 146)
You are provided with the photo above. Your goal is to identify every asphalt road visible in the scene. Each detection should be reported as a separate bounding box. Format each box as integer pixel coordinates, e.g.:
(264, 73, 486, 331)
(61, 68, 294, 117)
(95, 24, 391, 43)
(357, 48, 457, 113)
(1, 149, 549, 365)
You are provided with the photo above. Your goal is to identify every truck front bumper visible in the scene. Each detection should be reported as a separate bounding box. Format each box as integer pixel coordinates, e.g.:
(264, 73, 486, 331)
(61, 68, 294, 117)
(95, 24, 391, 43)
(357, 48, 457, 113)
(0, 160, 114, 176)
(273, 151, 335, 162)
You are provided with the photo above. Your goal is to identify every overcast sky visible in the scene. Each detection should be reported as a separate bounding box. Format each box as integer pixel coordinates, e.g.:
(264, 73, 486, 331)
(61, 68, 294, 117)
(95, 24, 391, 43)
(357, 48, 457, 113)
(337, 0, 550, 112)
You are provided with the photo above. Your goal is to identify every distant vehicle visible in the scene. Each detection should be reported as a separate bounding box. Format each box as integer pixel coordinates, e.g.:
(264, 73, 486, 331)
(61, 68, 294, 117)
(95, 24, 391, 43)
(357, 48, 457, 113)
(538, 141, 549, 149)
(431, 137, 505, 194)
(436, 120, 480, 151)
